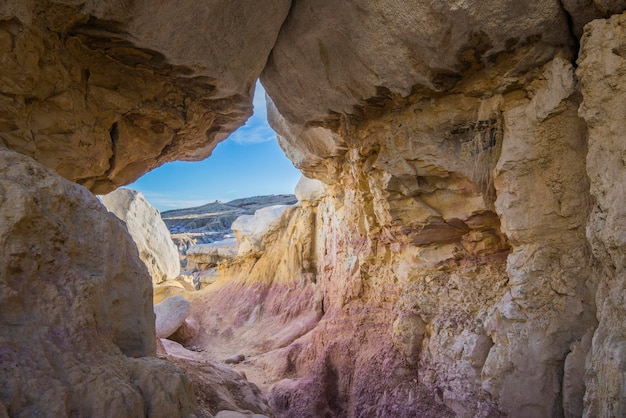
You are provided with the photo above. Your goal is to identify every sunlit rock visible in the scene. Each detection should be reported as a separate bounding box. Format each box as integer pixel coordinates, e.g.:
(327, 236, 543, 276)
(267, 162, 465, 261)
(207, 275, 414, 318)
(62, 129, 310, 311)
(231, 205, 293, 257)
(294, 175, 328, 205)
(102, 188, 180, 284)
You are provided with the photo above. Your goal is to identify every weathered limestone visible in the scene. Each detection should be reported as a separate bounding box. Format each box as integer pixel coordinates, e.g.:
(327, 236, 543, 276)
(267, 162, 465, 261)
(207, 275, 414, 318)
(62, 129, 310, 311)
(102, 188, 180, 283)
(0, 0, 291, 193)
(577, 12, 626, 417)
(486, 55, 595, 417)
(186, 239, 238, 272)
(294, 175, 328, 205)
(0, 149, 199, 417)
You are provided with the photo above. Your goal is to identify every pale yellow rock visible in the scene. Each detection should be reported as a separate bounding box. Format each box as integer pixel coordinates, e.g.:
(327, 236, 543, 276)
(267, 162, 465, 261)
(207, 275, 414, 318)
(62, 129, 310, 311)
(479, 55, 595, 418)
(294, 175, 328, 205)
(577, 12, 626, 417)
(231, 205, 294, 257)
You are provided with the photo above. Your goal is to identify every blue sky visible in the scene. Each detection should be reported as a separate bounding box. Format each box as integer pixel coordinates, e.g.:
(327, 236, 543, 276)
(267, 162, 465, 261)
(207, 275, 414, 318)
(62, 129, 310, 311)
(129, 82, 302, 211)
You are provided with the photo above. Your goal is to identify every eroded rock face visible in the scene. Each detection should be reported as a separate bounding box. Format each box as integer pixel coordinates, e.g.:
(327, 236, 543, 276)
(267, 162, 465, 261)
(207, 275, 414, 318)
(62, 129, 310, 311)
(0, 0, 290, 193)
(186, 239, 238, 272)
(231, 205, 293, 257)
(577, 12, 626, 417)
(102, 188, 180, 283)
(209, 27, 612, 418)
(0, 149, 199, 417)
(3, 2, 626, 417)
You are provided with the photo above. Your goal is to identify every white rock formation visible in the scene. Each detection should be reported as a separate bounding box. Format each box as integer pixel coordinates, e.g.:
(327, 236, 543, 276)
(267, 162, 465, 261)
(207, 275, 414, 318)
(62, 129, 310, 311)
(102, 188, 180, 284)
(231, 205, 293, 256)
(154, 295, 191, 339)
(186, 238, 238, 271)
(295, 175, 328, 204)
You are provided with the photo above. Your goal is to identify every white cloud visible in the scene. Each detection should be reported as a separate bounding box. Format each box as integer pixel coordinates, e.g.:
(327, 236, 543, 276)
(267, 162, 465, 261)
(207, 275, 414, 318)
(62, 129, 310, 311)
(228, 121, 276, 145)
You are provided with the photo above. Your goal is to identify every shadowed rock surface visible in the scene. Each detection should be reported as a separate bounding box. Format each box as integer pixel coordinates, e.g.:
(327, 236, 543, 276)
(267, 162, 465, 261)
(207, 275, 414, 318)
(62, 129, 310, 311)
(0, 0, 291, 193)
(0, 149, 200, 417)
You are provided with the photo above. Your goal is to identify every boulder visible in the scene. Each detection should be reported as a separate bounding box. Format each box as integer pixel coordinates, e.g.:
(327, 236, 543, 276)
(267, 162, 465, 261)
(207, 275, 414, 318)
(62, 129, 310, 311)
(231, 205, 293, 256)
(0, 149, 199, 416)
(169, 318, 200, 347)
(294, 175, 328, 205)
(154, 295, 191, 339)
(102, 188, 180, 283)
(224, 354, 246, 365)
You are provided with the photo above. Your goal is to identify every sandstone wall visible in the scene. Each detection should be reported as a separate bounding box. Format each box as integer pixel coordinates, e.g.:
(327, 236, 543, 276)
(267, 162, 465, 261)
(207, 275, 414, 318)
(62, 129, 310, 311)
(223, 7, 624, 418)
(577, 12, 626, 417)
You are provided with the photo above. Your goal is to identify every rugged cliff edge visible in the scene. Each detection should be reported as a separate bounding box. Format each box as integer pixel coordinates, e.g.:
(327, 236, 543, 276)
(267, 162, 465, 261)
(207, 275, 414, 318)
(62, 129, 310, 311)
(1, 1, 626, 417)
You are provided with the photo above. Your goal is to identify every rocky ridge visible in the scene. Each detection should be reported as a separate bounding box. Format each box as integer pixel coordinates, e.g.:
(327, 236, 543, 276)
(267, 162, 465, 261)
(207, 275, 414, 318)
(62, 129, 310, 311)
(162, 194, 296, 253)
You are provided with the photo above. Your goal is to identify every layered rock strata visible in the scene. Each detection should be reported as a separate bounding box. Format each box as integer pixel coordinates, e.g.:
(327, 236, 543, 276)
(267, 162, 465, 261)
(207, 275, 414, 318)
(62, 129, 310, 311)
(200, 6, 623, 418)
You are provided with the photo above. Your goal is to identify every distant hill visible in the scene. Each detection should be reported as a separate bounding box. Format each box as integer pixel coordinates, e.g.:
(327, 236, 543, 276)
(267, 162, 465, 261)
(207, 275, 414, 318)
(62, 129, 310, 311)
(161, 194, 297, 234)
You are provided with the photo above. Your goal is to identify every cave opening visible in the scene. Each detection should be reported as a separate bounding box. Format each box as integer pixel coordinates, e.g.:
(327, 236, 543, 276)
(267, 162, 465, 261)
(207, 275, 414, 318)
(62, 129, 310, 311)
(100, 79, 313, 408)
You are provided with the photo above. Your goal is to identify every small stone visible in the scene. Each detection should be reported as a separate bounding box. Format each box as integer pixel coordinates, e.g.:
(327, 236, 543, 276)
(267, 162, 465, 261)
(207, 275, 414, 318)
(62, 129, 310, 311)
(154, 296, 190, 339)
(224, 354, 246, 365)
